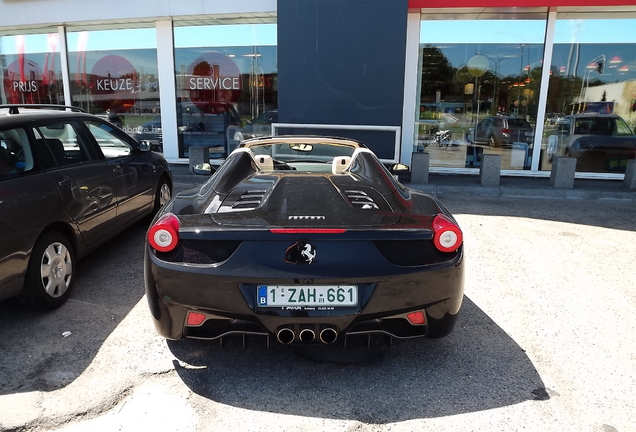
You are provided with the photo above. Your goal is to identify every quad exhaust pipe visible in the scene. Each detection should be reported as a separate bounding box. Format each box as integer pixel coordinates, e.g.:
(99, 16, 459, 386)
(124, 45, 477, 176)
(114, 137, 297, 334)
(276, 325, 339, 344)
(276, 327, 295, 344)
(298, 328, 316, 343)
(319, 327, 338, 344)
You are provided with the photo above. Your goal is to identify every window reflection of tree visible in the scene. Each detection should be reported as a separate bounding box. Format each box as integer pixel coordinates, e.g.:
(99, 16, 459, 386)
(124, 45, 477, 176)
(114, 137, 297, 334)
(192, 61, 212, 76)
(420, 46, 456, 105)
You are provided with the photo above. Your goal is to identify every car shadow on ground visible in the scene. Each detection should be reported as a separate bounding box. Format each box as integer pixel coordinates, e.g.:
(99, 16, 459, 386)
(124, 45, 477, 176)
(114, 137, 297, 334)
(0, 220, 150, 395)
(167, 296, 546, 423)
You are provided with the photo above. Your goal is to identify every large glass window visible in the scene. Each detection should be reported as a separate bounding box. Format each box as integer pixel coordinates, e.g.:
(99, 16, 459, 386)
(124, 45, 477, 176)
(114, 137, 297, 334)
(66, 28, 159, 140)
(173, 24, 277, 158)
(1, 33, 64, 105)
(417, 17, 547, 170)
(541, 18, 636, 173)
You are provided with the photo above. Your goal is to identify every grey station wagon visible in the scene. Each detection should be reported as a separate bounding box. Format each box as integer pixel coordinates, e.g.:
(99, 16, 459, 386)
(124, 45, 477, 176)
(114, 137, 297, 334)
(0, 105, 172, 309)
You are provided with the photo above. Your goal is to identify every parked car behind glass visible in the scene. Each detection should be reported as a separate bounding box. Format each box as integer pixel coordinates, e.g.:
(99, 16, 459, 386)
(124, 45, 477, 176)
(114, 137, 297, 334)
(233, 109, 278, 142)
(0, 104, 173, 309)
(131, 100, 242, 153)
(470, 116, 534, 148)
(547, 113, 636, 171)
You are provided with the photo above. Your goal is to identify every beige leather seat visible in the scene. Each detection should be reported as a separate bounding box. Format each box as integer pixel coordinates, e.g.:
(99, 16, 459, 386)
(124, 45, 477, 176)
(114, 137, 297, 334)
(332, 156, 351, 174)
(254, 154, 274, 171)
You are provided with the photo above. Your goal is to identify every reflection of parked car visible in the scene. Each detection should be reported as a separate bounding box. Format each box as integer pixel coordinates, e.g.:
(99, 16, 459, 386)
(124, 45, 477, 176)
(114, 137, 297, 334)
(470, 116, 534, 147)
(145, 135, 464, 344)
(234, 110, 278, 142)
(130, 101, 242, 152)
(0, 104, 172, 310)
(547, 113, 636, 171)
(95, 111, 124, 129)
(545, 113, 564, 126)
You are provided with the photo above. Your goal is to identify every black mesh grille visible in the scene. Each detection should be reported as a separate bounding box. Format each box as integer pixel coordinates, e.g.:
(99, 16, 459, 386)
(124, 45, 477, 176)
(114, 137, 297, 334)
(156, 240, 241, 264)
(373, 240, 457, 266)
(344, 190, 379, 210)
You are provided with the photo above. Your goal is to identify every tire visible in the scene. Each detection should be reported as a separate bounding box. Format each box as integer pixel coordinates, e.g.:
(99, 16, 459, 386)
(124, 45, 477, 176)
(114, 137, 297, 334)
(439, 133, 451, 148)
(153, 176, 172, 213)
(18, 231, 75, 310)
(488, 135, 498, 147)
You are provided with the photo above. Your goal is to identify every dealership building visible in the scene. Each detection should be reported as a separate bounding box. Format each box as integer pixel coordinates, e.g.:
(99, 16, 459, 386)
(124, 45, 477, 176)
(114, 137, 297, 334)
(1, 0, 636, 179)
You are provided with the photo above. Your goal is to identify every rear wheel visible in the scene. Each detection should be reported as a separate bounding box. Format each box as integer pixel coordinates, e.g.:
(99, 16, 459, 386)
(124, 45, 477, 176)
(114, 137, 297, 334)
(153, 176, 172, 213)
(18, 231, 75, 310)
(488, 135, 498, 147)
(438, 133, 451, 148)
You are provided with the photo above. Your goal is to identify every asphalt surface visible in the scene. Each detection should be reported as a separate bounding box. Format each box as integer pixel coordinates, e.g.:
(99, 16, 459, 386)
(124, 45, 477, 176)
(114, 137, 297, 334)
(1, 171, 635, 432)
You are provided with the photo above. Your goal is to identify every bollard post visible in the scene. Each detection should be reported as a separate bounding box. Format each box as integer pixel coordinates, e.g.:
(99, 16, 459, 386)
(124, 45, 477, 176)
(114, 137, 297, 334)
(188, 146, 210, 173)
(549, 157, 576, 189)
(479, 154, 501, 187)
(411, 152, 430, 184)
(624, 159, 636, 191)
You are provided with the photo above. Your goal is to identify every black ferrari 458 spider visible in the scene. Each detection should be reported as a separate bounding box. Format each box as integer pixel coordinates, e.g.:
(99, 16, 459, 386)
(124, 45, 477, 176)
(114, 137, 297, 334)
(144, 136, 464, 345)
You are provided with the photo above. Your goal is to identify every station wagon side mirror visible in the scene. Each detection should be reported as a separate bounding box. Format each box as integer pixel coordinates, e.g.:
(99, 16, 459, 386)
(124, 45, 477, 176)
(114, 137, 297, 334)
(138, 141, 151, 152)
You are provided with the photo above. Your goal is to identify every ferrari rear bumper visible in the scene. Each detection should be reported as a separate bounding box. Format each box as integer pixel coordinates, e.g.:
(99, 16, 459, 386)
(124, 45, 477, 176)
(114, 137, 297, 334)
(144, 246, 465, 344)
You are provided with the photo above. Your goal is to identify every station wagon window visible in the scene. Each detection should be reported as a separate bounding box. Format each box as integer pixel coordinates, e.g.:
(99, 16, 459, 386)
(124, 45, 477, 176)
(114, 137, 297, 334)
(615, 118, 634, 136)
(84, 121, 132, 158)
(32, 122, 94, 168)
(0, 128, 34, 179)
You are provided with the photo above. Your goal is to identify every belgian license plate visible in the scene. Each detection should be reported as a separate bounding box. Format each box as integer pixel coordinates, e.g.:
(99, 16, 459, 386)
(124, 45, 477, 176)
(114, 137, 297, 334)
(257, 285, 357, 307)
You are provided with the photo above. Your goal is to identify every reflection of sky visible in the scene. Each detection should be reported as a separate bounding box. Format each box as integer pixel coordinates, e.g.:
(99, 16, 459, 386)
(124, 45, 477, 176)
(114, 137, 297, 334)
(421, 18, 636, 82)
(554, 19, 636, 44)
(67, 49, 159, 76)
(175, 46, 277, 75)
(552, 43, 636, 79)
(1, 33, 57, 55)
(174, 24, 276, 48)
(421, 20, 547, 44)
(1, 24, 276, 54)
(421, 43, 544, 78)
(2, 25, 277, 78)
(421, 19, 636, 44)
(67, 29, 157, 51)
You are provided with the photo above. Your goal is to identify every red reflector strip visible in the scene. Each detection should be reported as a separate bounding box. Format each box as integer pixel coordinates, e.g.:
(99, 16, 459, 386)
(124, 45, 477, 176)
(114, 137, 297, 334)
(186, 311, 206, 326)
(406, 311, 426, 325)
(270, 229, 346, 234)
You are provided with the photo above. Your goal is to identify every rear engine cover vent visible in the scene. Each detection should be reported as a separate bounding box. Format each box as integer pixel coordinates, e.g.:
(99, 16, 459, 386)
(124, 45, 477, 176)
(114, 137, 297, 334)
(344, 190, 379, 210)
(232, 189, 267, 209)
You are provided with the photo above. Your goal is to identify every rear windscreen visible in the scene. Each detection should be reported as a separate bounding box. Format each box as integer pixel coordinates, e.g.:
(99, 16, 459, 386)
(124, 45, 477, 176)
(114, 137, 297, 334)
(507, 119, 531, 128)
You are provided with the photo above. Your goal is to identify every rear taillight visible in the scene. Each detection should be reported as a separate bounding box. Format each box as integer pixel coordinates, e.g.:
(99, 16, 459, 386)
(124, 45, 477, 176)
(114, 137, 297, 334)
(432, 214, 463, 253)
(148, 213, 180, 252)
(501, 128, 511, 135)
